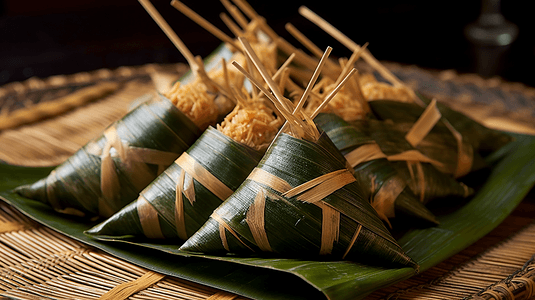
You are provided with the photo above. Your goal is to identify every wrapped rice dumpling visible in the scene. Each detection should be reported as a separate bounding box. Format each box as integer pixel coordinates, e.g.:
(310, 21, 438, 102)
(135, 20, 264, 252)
(350, 118, 473, 205)
(15, 94, 203, 218)
(15, 48, 247, 218)
(314, 113, 438, 226)
(390, 120, 487, 177)
(180, 39, 417, 268)
(369, 97, 512, 159)
(179, 130, 416, 267)
(86, 97, 282, 240)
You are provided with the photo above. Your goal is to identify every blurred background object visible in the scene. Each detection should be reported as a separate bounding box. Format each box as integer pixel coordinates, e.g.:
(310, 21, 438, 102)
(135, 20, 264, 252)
(0, 0, 533, 87)
(464, 0, 518, 77)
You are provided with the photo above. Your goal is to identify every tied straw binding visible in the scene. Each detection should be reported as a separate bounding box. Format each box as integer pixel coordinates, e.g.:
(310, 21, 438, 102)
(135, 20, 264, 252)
(91, 125, 183, 217)
(233, 167, 363, 256)
(135, 151, 235, 240)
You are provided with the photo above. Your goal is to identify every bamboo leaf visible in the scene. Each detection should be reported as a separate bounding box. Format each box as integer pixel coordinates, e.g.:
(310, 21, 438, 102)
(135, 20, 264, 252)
(14, 94, 202, 218)
(315, 113, 438, 224)
(86, 127, 264, 241)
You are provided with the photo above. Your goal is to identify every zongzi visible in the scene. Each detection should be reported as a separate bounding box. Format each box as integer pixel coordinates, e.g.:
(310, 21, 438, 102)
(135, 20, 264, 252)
(86, 90, 282, 240)
(180, 39, 417, 269)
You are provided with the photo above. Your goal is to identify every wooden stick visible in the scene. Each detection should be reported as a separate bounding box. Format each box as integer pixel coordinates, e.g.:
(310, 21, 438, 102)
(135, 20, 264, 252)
(339, 58, 369, 113)
(272, 53, 296, 82)
(294, 46, 332, 114)
(220, 0, 249, 30)
(229, 0, 257, 20)
(285, 23, 323, 58)
(137, 0, 198, 73)
(232, 61, 304, 138)
(278, 67, 291, 94)
(335, 42, 368, 86)
(275, 38, 338, 80)
(220, 13, 243, 38)
(298, 6, 411, 90)
(170, 0, 241, 51)
(311, 68, 357, 118)
(193, 56, 233, 99)
(285, 23, 342, 76)
(229, 0, 279, 41)
(238, 37, 291, 113)
(231, 62, 282, 113)
(260, 52, 295, 104)
(220, 58, 237, 105)
(270, 47, 332, 143)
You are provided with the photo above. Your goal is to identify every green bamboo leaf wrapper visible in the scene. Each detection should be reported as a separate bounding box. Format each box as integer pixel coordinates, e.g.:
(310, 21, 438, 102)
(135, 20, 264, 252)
(180, 131, 418, 268)
(86, 126, 264, 240)
(15, 94, 202, 218)
(368, 98, 513, 156)
(314, 113, 438, 225)
(351, 118, 473, 204)
(390, 121, 487, 175)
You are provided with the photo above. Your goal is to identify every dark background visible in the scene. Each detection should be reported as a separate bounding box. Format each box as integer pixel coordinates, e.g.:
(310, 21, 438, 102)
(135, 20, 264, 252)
(1, 0, 533, 87)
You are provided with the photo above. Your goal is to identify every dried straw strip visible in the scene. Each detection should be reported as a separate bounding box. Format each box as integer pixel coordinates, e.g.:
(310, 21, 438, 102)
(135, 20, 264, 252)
(137, 195, 165, 239)
(404, 99, 441, 148)
(207, 291, 239, 299)
(212, 212, 254, 252)
(175, 152, 234, 201)
(387, 150, 447, 173)
(372, 177, 405, 226)
(344, 142, 446, 173)
(317, 202, 340, 255)
(0, 222, 26, 234)
(344, 143, 387, 168)
(98, 270, 166, 300)
(175, 169, 188, 240)
(246, 190, 271, 252)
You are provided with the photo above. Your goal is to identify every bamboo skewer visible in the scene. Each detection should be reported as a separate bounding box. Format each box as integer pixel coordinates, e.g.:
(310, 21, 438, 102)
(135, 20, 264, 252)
(266, 46, 334, 143)
(285, 23, 324, 59)
(238, 37, 291, 113)
(220, 13, 243, 38)
(231, 62, 294, 125)
(138, 0, 230, 98)
(220, 0, 249, 30)
(294, 46, 332, 115)
(284, 23, 340, 73)
(170, 0, 241, 50)
(137, 0, 198, 75)
(297, 6, 403, 86)
(298, 6, 424, 106)
(311, 68, 357, 119)
(229, 0, 279, 41)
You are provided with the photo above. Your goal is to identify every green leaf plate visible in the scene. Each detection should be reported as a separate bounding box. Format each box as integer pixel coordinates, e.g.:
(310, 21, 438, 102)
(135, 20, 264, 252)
(1, 46, 535, 300)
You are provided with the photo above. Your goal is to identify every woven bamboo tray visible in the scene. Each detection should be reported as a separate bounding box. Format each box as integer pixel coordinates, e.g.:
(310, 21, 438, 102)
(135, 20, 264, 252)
(1, 62, 534, 300)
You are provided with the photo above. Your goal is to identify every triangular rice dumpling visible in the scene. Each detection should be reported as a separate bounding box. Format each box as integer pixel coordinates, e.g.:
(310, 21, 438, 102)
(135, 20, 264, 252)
(86, 126, 266, 240)
(15, 94, 202, 218)
(86, 32, 288, 238)
(368, 97, 512, 158)
(350, 118, 473, 205)
(180, 131, 417, 268)
(86, 98, 282, 240)
(179, 37, 416, 268)
(15, 27, 252, 219)
(389, 120, 487, 177)
(314, 112, 438, 226)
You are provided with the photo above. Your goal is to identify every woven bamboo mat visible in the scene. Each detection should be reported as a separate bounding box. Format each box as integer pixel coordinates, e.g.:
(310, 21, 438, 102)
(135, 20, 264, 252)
(1, 63, 535, 300)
